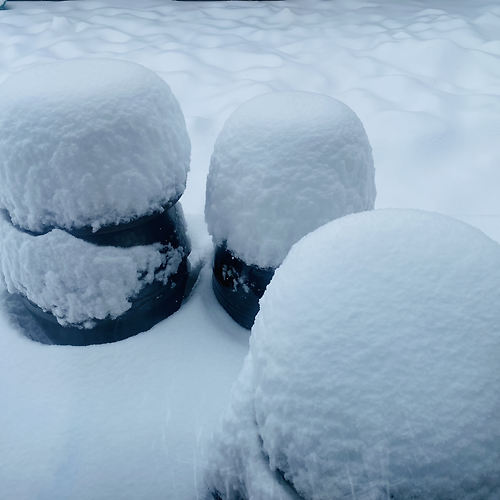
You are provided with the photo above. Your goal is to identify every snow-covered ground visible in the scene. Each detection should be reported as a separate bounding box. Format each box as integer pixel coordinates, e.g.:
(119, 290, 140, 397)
(0, 1, 499, 499)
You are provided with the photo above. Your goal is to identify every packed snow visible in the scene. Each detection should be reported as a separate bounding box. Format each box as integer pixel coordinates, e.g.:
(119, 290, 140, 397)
(205, 91, 375, 268)
(0, 59, 190, 233)
(0, 1, 499, 499)
(208, 209, 500, 500)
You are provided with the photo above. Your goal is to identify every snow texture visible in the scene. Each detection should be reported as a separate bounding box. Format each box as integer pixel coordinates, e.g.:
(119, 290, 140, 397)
(205, 91, 376, 269)
(0, 59, 191, 233)
(1, 1, 500, 499)
(208, 209, 500, 500)
(0, 211, 184, 327)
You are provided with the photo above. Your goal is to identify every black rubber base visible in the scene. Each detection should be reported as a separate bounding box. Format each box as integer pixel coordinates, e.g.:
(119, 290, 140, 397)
(16, 204, 191, 346)
(212, 244, 275, 330)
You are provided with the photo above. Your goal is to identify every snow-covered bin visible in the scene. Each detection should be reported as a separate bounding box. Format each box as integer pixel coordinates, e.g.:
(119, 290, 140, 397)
(207, 209, 500, 500)
(0, 59, 192, 345)
(205, 91, 376, 329)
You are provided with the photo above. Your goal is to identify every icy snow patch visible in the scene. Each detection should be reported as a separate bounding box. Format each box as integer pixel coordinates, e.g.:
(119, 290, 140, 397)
(208, 209, 500, 500)
(0, 212, 183, 327)
(0, 59, 190, 233)
(205, 91, 376, 269)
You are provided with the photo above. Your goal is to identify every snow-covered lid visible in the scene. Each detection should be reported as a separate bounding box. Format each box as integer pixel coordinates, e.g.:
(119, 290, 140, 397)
(0, 59, 191, 233)
(250, 209, 500, 500)
(205, 91, 376, 269)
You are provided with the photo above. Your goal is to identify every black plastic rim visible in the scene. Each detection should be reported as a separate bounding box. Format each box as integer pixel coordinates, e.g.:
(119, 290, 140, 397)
(13, 192, 183, 240)
(212, 243, 275, 330)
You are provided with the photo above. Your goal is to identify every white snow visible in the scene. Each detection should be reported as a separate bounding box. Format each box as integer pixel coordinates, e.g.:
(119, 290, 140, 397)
(205, 91, 375, 268)
(0, 1, 499, 499)
(0, 58, 190, 233)
(0, 257, 250, 500)
(208, 209, 500, 500)
(0, 210, 186, 327)
(211, 210, 500, 500)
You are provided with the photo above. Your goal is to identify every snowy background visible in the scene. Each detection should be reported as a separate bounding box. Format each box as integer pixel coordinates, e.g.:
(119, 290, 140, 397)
(0, 1, 499, 499)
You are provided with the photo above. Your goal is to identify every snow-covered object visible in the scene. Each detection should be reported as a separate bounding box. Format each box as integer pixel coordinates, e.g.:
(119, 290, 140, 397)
(205, 91, 375, 269)
(0, 212, 184, 327)
(0, 59, 190, 233)
(208, 209, 500, 500)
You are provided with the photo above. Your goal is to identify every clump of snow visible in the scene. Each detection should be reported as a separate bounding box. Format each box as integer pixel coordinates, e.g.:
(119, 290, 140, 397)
(208, 209, 500, 500)
(0, 211, 185, 327)
(205, 91, 375, 269)
(0, 59, 190, 233)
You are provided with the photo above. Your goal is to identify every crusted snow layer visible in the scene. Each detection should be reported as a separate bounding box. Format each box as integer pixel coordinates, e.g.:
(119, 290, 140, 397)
(0, 59, 190, 233)
(0, 212, 184, 327)
(208, 209, 500, 500)
(205, 91, 375, 269)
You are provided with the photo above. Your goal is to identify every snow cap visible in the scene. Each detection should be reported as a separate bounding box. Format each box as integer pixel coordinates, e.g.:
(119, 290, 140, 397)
(250, 209, 500, 500)
(205, 91, 376, 269)
(0, 59, 190, 232)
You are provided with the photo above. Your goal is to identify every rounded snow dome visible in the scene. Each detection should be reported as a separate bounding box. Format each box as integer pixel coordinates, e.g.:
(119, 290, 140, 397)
(0, 59, 190, 233)
(205, 91, 376, 269)
(251, 209, 500, 500)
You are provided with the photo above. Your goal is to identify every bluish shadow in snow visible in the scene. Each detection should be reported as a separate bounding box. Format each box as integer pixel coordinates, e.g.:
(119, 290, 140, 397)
(0, 290, 53, 344)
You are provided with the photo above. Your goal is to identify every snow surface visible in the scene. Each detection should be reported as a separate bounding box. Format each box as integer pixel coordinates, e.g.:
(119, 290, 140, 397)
(0, 1, 499, 499)
(1, 0, 500, 217)
(0, 251, 250, 500)
(0, 58, 190, 233)
(205, 91, 375, 268)
(208, 209, 500, 500)
(0, 211, 186, 327)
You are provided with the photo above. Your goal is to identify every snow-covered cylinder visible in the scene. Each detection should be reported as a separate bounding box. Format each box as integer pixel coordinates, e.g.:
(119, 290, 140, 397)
(205, 91, 376, 329)
(0, 59, 191, 233)
(0, 206, 191, 345)
(207, 209, 500, 500)
(0, 60, 192, 345)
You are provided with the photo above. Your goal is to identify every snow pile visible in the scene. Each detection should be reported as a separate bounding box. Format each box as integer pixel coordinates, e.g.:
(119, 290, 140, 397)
(0, 212, 184, 327)
(208, 209, 500, 500)
(205, 91, 376, 269)
(0, 59, 190, 233)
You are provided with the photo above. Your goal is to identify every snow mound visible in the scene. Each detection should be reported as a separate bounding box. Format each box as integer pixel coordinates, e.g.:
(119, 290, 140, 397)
(205, 91, 375, 269)
(0, 59, 190, 233)
(0, 211, 184, 327)
(208, 209, 500, 500)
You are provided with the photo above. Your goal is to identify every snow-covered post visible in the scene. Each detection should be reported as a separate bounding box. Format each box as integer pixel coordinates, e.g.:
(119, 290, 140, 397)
(207, 209, 500, 499)
(205, 91, 376, 329)
(0, 60, 191, 345)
